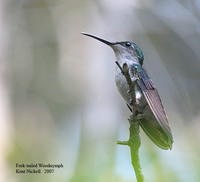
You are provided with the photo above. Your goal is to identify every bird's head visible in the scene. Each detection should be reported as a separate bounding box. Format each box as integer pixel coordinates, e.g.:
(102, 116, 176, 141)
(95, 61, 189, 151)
(81, 32, 144, 66)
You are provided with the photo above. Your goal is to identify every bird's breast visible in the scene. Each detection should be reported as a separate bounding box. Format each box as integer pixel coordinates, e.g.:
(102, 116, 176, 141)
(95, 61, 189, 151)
(115, 64, 143, 105)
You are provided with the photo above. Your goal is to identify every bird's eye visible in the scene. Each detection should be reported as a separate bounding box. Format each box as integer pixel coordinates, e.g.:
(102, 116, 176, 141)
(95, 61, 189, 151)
(125, 42, 131, 47)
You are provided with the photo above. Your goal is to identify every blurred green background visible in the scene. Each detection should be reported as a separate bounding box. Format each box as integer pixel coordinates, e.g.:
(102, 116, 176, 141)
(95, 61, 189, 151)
(1, 0, 200, 182)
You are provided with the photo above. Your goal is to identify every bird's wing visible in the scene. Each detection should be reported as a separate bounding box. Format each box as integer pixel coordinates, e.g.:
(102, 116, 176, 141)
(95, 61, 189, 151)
(133, 65, 173, 141)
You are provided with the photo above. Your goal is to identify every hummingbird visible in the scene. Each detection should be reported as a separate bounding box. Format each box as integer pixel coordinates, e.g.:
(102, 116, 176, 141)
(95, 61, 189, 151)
(81, 32, 173, 150)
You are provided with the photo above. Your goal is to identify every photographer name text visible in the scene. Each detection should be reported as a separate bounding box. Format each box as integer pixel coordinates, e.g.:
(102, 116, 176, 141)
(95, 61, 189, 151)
(16, 163, 63, 174)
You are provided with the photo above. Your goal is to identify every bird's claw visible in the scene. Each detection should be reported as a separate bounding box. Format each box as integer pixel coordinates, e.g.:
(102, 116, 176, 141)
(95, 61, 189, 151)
(129, 98, 133, 106)
(131, 76, 139, 83)
(136, 113, 145, 120)
(129, 98, 139, 106)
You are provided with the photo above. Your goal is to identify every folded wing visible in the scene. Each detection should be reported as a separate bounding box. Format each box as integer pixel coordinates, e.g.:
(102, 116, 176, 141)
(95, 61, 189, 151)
(133, 65, 173, 149)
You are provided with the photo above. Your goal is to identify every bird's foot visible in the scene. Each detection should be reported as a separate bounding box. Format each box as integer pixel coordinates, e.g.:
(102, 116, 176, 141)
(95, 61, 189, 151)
(131, 76, 139, 83)
(129, 98, 133, 106)
(136, 113, 145, 120)
(129, 98, 139, 106)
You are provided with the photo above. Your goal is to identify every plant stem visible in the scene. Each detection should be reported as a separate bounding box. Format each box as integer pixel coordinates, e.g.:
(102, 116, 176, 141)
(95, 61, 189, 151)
(116, 61, 144, 182)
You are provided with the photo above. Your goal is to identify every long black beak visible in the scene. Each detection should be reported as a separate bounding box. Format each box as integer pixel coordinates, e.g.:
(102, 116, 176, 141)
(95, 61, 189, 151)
(81, 32, 114, 46)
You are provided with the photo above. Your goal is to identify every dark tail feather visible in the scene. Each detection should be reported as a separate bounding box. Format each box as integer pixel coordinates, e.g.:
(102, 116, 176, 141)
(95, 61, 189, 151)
(139, 118, 173, 150)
